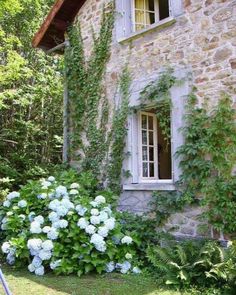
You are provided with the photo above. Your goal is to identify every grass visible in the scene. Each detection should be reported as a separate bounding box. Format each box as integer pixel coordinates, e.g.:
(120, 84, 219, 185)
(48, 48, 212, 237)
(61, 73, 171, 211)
(0, 264, 185, 295)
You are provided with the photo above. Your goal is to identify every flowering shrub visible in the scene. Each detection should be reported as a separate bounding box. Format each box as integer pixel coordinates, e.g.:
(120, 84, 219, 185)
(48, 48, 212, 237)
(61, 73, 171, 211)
(0, 172, 140, 276)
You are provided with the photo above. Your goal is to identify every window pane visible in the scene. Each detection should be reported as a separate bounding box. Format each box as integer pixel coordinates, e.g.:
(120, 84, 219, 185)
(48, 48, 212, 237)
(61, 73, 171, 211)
(147, 12, 155, 24)
(135, 10, 145, 25)
(159, 0, 170, 20)
(148, 116, 153, 130)
(143, 163, 148, 177)
(142, 146, 148, 161)
(142, 130, 147, 145)
(135, 0, 145, 10)
(149, 163, 154, 177)
(149, 147, 154, 161)
(149, 131, 154, 145)
(142, 115, 147, 129)
(148, 0, 155, 11)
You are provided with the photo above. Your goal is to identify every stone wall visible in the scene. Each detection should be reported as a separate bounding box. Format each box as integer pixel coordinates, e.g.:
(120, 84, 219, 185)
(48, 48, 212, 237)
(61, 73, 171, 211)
(74, 0, 236, 238)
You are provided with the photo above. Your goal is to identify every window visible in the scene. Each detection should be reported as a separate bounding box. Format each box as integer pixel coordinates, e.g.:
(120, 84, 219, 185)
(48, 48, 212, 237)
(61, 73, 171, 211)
(133, 0, 170, 32)
(139, 110, 172, 181)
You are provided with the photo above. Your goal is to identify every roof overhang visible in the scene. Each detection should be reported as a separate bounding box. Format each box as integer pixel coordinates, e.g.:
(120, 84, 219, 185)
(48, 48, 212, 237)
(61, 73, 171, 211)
(32, 0, 86, 52)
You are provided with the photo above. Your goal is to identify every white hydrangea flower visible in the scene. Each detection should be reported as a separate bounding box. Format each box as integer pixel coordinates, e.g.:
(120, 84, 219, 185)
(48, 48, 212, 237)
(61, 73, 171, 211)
(49, 199, 60, 211)
(42, 240, 53, 251)
(132, 267, 141, 274)
(61, 198, 74, 210)
(34, 215, 44, 225)
(69, 189, 78, 195)
(28, 263, 36, 273)
(28, 212, 36, 222)
(35, 265, 44, 276)
(39, 250, 52, 261)
(99, 211, 109, 222)
(50, 259, 61, 270)
(106, 261, 115, 273)
(6, 212, 13, 216)
(104, 218, 115, 230)
(37, 193, 47, 200)
(18, 200, 27, 208)
(12, 206, 19, 210)
(48, 176, 55, 182)
(85, 225, 96, 235)
(94, 195, 106, 204)
(77, 218, 89, 229)
(125, 253, 132, 260)
(90, 234, 106, 252)
(41, 180, 51, 189)
(58, 219, 68, 228)
(32, 256, 42, 268)
(55, 185, 67, 196)
(90, 201, 98, 208)
(47, 228, 59, 240)
(49, 211, 59, 223)
(1, 242, 11, 254)
(75, 205, 87, 216)
(121, 236, 133, 245)
(56, 206, 68, 217)
(90, 215, 101, 225)
(42, 226, 51, 234)
(7, 253, 15, 265)
(27, 239, 43, 252)
(7, 191, 20, 200)
(120, 261, 131, 274)
(30, 221, 42, 234)
(19, 214, 26, 220)
(91, 209, 99, 216)
(103, 206, 112, 216)
(3, 200, 11, 207)
(98, 226, 109, 238)
(1, 217, 8, 224)
(70, 183, 80, 189)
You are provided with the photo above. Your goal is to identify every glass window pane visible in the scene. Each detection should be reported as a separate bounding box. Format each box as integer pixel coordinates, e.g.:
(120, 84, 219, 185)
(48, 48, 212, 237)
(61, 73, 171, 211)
(148, 0, 155, 11)
(135, 0, 145, 9)
(142, 115, 147, 129)
(143, 163, 148, 177)
(135, 10, 145, 26)
(142, 146, 148, 161)
(142, 130, 147, 145)
(149, 163, 154, 177)
(149, 147, 154, 161)
(149, 131, 153, 145)
(146, 12, 155, 25)
(148, 116, 153, 130)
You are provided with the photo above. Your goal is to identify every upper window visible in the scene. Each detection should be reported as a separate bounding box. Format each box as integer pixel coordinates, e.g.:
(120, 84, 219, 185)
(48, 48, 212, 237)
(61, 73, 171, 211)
(133, 0, 170, 32)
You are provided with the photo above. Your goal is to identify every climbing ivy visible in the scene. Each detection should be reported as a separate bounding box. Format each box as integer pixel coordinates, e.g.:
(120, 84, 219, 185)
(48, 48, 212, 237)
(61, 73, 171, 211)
(139, 68, 179, 148)
(176, 92, 236, 234)
(107, 67, 131, 194)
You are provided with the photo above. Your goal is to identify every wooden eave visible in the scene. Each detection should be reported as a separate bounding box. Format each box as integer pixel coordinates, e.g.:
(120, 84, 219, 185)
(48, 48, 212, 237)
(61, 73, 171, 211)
(32, 0, 86, 52)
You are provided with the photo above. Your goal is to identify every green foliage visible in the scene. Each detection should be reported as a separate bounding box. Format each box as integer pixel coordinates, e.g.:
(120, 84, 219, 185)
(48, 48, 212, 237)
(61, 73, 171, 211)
(177, 93, 236, 233)
(107, 68, 131, 194)
(147, 240, 236, 290)
(0, 0, 63, 189)
(139, 68, 178, 147)
(149, 190, 189, 227)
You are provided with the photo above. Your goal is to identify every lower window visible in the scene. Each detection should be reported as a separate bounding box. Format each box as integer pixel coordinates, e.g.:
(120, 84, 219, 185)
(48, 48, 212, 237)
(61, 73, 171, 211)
(139, 110, 172, 181)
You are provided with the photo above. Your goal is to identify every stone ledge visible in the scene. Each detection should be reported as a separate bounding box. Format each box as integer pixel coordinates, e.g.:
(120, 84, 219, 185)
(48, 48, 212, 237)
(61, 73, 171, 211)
(123, 183, 175, 191)
(117, 17, 176, 44)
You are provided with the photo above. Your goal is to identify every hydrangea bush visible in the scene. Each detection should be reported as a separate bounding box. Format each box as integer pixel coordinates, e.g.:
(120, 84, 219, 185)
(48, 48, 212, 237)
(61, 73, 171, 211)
(0, 172, 140, 276)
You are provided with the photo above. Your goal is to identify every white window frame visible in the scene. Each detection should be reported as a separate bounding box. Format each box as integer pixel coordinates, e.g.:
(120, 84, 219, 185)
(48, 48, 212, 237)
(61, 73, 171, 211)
(138, 110, 173, 184)
(131, 0, 170, 33)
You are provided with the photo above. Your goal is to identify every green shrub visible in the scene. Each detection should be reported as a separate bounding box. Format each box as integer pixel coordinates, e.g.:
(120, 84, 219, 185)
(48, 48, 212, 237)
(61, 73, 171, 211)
(0, 170, 141, 276)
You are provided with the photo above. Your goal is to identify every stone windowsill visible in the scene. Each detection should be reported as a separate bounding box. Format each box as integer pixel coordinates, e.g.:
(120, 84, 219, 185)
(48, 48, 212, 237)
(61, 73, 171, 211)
(123, 182, 176, 191)
(118, 17, 176, 44)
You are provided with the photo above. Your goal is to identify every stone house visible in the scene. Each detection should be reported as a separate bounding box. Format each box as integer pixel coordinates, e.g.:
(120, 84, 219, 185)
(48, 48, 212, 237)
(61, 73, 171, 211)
(33, 0, 236, 238)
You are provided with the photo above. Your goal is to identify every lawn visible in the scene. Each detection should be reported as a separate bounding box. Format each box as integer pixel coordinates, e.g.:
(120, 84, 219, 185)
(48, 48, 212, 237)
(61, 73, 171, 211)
(0, 265, 184, 295)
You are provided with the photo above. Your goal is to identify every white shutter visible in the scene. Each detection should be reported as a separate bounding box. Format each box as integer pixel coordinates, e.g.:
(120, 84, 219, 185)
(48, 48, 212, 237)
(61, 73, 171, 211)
(115, 0, 132, 40)
(169, 0, 183, 17)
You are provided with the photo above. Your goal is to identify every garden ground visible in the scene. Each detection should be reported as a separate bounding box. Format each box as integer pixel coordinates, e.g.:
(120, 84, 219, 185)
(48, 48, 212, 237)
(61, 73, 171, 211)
(0, 264, 186, 295)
